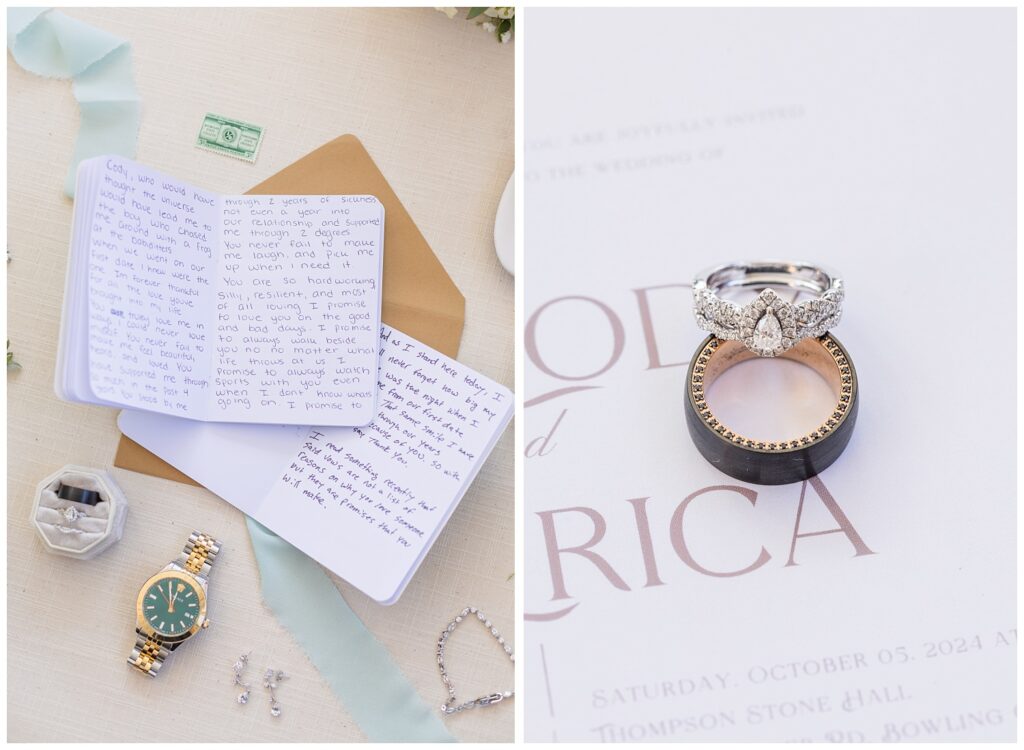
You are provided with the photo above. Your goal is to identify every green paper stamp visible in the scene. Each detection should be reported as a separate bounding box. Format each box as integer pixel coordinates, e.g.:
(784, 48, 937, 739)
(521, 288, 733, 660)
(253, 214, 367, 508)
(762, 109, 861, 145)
(196, 113, 263, 162)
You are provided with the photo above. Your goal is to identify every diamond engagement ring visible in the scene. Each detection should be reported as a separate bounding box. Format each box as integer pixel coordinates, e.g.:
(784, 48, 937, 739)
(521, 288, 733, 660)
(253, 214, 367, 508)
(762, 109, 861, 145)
(60, 506, 85, 524)
(693, 261, 844, 357)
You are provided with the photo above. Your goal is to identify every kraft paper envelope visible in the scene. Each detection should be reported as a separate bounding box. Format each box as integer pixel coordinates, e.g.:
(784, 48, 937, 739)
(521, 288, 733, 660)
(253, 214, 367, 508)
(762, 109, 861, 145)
(114, 134, 466, 484)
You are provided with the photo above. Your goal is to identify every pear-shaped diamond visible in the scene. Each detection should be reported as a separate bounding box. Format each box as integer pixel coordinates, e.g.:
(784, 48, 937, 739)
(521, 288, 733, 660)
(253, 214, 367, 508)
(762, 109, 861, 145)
(752, 308, 782, 352)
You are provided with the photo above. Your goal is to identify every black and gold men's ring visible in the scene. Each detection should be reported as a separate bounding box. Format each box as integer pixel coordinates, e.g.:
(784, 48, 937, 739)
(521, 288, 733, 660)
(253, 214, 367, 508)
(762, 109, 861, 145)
(685, 334, 858, 485)
(57, 483, 102, 506)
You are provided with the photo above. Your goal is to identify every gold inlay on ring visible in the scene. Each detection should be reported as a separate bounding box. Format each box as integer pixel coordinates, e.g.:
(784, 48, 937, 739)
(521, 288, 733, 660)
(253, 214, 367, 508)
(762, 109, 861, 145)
(689, 334, 855, 452)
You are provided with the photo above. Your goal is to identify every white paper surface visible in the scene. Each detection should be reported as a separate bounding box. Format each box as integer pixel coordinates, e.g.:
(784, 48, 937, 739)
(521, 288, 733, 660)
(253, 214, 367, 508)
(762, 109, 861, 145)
(524, 8, 1015, 742)
(119, 325, 514, 603)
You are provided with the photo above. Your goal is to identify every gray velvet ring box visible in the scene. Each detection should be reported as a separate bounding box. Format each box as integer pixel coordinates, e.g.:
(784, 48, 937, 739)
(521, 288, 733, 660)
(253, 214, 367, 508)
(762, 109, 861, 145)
(31, 465, 129, 559)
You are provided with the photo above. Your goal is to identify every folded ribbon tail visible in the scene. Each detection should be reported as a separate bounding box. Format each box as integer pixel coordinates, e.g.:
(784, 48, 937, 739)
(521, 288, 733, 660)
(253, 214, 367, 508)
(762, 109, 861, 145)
(246, 518, 456, 742)
(7, 8, 141, 198)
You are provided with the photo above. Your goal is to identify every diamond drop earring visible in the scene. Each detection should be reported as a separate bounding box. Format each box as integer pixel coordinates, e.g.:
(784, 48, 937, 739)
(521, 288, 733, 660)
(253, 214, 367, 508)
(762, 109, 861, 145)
(232, 652, 252, 705)
(264, 668, 287, 717)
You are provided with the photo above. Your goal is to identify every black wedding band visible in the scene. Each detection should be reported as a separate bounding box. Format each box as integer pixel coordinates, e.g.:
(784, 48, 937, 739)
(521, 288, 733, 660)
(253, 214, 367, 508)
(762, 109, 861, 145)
(685, 334, 858, 485)
(57, 483, 102, 506)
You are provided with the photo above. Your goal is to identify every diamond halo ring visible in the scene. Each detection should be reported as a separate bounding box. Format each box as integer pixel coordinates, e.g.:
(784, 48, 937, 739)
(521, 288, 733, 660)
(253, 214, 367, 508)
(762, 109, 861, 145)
(60, 506, 85, 524)
(692, 261, 844, 357)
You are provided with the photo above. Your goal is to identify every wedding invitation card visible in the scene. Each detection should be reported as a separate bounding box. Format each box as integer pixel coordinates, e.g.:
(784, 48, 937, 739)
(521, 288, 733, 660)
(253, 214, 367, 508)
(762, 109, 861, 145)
(524, 8, 1016, 742)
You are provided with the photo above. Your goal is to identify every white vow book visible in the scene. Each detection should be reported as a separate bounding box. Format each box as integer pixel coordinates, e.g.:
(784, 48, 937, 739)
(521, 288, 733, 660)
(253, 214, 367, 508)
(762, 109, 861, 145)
(56, 156, 384, 426)
(119, 325, 513, 604)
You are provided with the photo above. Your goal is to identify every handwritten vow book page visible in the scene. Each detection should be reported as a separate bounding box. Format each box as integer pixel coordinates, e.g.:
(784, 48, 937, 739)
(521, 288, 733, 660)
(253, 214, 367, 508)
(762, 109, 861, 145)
(525, 8, 1015, 743)
(55, 156, 384, 426)
(119, 325, 513, 603)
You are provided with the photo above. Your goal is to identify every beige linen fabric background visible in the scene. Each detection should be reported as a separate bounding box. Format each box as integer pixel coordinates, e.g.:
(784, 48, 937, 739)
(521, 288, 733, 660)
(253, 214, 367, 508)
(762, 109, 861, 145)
(7, 7, 513, 742)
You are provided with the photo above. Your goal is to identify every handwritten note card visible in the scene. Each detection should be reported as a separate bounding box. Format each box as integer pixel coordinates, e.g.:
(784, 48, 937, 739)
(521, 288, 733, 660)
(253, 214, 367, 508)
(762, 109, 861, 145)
(256, 326, 513, 601)
(57, 155, 384, 426)
(213, 194, 381, 422)
(118, 324, 514, 603)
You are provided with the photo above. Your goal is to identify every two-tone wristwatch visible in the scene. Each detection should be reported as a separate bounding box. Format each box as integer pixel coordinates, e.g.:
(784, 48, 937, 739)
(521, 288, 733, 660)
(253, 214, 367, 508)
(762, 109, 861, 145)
(127, 530, 221, 677)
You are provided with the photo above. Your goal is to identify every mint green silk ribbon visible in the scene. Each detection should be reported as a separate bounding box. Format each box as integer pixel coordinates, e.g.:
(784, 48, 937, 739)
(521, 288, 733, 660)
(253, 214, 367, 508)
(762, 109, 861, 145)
(246, 519, 455, 742)
(7, 7, 140, 198)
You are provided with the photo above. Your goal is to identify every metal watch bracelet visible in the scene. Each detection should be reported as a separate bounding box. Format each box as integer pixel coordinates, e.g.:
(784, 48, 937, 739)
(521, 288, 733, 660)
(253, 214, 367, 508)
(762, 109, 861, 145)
(175, 530, 220, 581)
(127, 630, 172, 677)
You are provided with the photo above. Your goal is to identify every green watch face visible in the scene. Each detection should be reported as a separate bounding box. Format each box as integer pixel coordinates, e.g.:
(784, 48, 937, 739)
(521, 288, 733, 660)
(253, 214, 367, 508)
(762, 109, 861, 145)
(141, 574, 203, 637)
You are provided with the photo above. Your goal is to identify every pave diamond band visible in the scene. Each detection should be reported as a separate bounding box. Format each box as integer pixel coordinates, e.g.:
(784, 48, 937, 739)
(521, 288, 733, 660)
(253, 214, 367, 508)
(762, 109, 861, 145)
(693, 261, 844, 357)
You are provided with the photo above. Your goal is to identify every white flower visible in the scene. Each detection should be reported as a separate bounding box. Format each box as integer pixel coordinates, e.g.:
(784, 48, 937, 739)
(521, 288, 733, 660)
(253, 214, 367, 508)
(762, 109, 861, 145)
(500, 29, 512, 44)
(484, 7, 514, 20)
(435, 7, 458, 19)
(482, 21, 497, 33)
